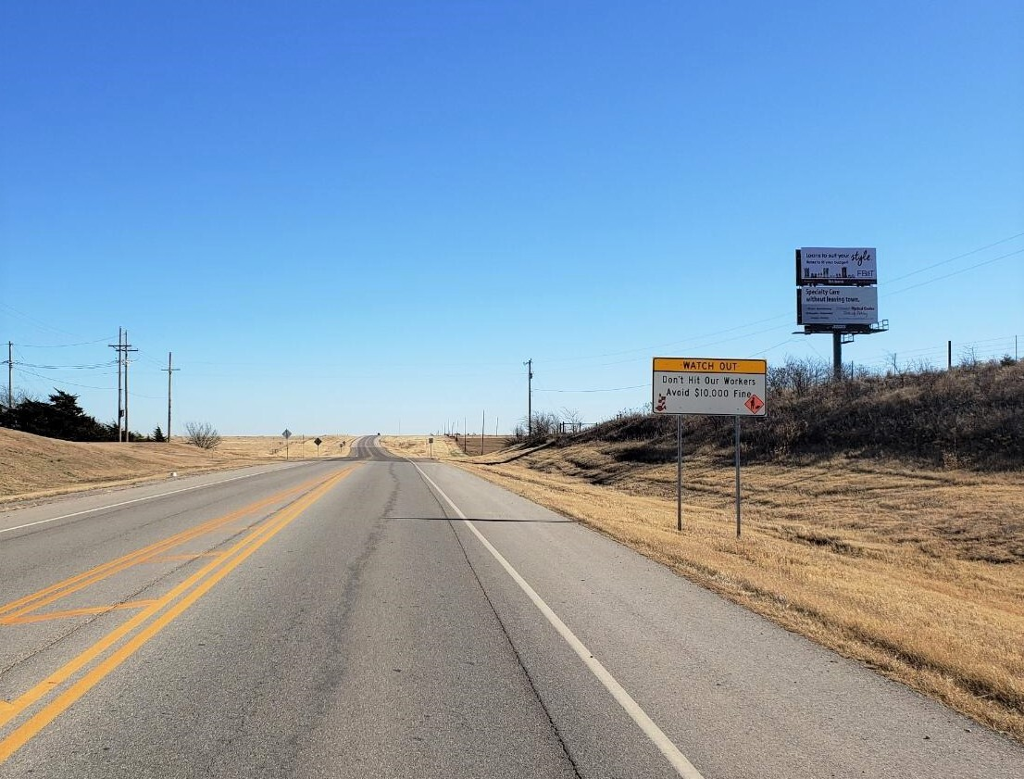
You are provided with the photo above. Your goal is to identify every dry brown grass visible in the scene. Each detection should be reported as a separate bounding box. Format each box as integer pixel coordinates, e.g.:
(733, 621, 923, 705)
(431, 439, 1024, 742)
(217, 434, 353, 461)
(0, 430, 352, 504)
(379, 435, 466, 459)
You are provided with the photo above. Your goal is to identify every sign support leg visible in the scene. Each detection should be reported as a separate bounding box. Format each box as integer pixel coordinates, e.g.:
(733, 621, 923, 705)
(735, 415, 742, 537)
(832, 332, 843, 381)
(676, 415, 682, 531)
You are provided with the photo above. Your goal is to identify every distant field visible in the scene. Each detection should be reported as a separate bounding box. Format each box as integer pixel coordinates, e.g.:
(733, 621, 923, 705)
(217, 434, 353, 461)
(447, 434, 508, 456)
(379, 435, 509, 459)
(0, 430, 352, 503)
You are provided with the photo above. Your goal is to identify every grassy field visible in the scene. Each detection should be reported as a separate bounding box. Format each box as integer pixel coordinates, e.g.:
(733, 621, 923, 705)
(0, 430, 353, 504)
(379, 434, 1024, 741)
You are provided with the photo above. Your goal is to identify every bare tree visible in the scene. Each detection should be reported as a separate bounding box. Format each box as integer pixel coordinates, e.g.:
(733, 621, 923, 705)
(959, 345, 980, 368)
(560, 407, 583, 434)
(184, 421, 221, 450)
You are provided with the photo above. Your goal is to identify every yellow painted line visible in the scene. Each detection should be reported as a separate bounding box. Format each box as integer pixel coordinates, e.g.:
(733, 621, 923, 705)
(0, 470, 352, 732)
(146, 553, 222, 563)
(0, 481, 315, 619)
(0, 477, 321, 621)
(1, 601, 159, 626)
(0, 467, 353, 764)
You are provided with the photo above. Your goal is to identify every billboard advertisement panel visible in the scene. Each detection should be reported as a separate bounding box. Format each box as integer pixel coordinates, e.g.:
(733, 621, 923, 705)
(797, 247, 877, 285)
(797, 286, 879, 326)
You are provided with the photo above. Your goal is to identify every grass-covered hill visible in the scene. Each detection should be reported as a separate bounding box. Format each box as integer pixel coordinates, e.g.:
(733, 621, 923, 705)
(568, 360, 1024, 471)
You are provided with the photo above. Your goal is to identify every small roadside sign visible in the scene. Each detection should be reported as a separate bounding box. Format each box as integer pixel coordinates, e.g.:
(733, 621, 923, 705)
(314, 437, 323, 446)
(653, 357, 767, 538)
(653, 357, 767, 416)
(282, 429, 292, 439)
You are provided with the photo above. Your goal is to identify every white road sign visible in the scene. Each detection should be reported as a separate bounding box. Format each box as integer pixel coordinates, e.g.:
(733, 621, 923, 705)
(797, 247, 877, 285)
(797, 286, 879, 326)
(652, 358, 767, 416)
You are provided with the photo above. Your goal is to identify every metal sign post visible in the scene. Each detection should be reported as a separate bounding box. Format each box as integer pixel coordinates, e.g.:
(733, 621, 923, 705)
(282, 429, 292, 461)
(653, 357, 767, 535)
(676, 415, 683, 531)
(734, 416, 742, 537)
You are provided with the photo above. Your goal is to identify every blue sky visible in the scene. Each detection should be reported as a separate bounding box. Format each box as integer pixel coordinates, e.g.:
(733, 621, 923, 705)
(2, 1, 1022, 436)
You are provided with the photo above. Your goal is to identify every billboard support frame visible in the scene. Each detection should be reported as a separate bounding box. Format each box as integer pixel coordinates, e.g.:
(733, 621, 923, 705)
(795, 246, 886, 380)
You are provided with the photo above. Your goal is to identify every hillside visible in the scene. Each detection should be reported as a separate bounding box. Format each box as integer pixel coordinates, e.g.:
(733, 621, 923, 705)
(569, 360, 1024, 471)
(0, 430, 353, 503)
(0, 428, 247, 501)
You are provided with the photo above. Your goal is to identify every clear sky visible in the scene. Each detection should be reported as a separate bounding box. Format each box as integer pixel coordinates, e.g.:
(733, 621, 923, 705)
(2, 1, 1022, 436)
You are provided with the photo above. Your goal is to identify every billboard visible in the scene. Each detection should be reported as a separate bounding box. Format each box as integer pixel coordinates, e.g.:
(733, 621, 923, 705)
(652, 357, 767, 416)
(797, 247, 877, 285)
(797, 286, 879, 326)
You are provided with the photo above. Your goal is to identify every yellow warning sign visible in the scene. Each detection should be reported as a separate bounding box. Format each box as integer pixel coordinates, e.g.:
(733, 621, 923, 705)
(652, 357, 766, 374)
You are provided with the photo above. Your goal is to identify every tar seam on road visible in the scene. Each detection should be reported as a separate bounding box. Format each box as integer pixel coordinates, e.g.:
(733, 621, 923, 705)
(0, 462, 307, 536)
(409, 460, 707, 779)
(415, 465, 585, 778)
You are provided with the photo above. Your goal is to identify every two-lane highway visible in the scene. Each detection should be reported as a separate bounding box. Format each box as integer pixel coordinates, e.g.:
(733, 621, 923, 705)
(1, 436, 1021, 777)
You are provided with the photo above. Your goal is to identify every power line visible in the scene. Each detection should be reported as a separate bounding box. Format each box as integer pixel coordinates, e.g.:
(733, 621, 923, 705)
(884, 247, 1024, 297)
(15, 367, 116, 391)
(534, 383, 647, 394)
(0, 303, 89, 339)
(533, 230, 1024, 369)
(884, 231, 1024, 285)
(17, 336, 116, 348)
(17, 361, 117, 371)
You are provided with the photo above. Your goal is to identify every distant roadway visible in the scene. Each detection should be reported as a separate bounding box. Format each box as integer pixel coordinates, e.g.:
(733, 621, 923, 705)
(0, 436, 1021, 777)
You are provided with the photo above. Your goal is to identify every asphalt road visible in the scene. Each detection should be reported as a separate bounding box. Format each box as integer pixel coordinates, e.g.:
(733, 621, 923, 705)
(0, 436, 1021, 778)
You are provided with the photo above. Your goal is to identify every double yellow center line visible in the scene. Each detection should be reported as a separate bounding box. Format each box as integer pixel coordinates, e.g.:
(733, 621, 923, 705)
(0, 466, 354, 764)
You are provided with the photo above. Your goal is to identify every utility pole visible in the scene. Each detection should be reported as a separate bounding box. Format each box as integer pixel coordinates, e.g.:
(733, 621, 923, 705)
(524, 359, 533, 434)
(123, 331, 137, 441)
(110, 328, 124, 442)
(5, 341, 12, 409)
(163, 352, 179, 442)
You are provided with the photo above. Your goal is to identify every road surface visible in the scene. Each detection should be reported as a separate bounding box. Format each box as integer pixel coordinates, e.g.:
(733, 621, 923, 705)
(0, 436, 1020, 777)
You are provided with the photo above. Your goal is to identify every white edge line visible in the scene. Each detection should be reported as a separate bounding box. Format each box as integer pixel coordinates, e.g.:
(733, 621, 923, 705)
(409, 460, 706, 779)
(0, 463, 306, 536)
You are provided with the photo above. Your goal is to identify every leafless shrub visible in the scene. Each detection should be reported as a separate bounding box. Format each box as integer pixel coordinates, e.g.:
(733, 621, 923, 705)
(184, 421, 222, 450)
